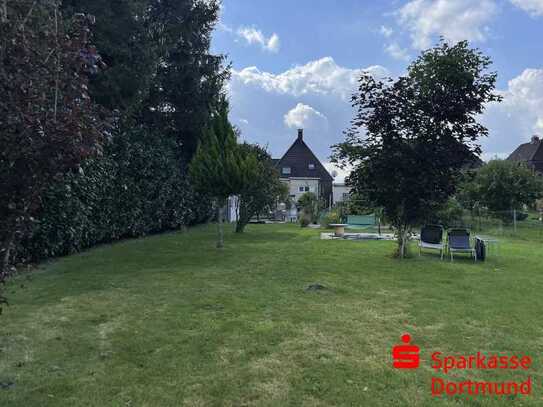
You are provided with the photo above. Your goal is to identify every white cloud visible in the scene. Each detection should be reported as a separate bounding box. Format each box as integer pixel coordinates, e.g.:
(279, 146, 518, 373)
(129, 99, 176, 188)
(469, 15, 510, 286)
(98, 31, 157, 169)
(384, 42, 410, 61)
(266, 33, 280, 52)
(498, 68, 543, 134)
(232, 57, 389, 100)
(481, 68, 543, 156)
(217, 22, 233, 33)
(284, 103, 328, 130)
(379, 25, 394, 38)
(510, 0, 543, 16)
(397, 0, 498, 49)
(228, 56, 542, 165)
(229, 57, 385, 159)
(323, 162, 352, 183)
(236, 26, 280, 52)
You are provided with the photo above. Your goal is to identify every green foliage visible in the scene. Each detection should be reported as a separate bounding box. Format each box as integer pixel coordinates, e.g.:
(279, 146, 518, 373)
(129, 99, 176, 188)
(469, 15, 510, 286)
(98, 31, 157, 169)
(18, 129, 211, 262)
(333, 40, 501, 257)
(61, 0, 155, 114)
(144, 0, 228, 159)
(62, 0, 228, 158)
(189, 99, 242, 201)
(0, 3, 106, 302)
(297, 192, 320, 224)
(1, 0, 226, 306)
(320, 210, 341, 228)
(457, 159, 543, 213)
(344, 191, 372, 215)
(299, 212, 311, 228)
(432, 197, 465, 228)
(235, 144, 286, 233)
(189, 98, 242, 247)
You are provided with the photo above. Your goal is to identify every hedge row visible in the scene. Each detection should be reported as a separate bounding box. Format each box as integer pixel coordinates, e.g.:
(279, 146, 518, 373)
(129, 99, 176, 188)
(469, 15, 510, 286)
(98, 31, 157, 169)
(17, 129, 212, 263)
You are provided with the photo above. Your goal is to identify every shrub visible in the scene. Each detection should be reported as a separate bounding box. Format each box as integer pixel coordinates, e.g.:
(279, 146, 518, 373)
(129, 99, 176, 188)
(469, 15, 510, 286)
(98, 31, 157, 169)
(299, 211, 311, 227)
(320, 211, 341, 228)
(297, 192, 320, 223)
(433, 197, 465, 228)
(16, 128, 212, 263)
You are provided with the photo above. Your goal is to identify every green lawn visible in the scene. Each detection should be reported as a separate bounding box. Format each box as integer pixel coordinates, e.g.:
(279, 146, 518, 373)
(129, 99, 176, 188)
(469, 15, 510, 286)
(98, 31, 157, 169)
(1, 224, 543, 406)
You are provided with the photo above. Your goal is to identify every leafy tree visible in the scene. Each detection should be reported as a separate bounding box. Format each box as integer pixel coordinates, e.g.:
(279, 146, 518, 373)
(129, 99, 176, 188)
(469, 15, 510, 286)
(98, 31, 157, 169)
(189, 99, 242, 248)
(144, 0, 229, 159)
(61, 0, 154, 115)
(62, 0, 228, 159)
(333, 41, 501, 257)
(235, 144, 286, 233)
(344, 191, 372, 215)
(0, 2, 106, 304)
(458, 160, 543, 214)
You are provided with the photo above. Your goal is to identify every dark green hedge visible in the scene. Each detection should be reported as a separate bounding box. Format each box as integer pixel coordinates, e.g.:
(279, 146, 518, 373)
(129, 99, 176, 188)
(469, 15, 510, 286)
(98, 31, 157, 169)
(17, 129, 212, 262)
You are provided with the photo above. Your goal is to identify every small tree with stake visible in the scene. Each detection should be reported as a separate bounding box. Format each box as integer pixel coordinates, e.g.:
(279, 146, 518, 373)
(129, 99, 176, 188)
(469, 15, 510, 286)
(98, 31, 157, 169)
(189, 98, 242, 248)
(333, 41, 501, 258)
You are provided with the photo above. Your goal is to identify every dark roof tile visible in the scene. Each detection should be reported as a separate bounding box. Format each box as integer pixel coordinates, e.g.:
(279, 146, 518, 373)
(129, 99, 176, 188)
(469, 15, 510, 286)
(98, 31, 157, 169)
(507, 136, 543, 173)
(274, 131, 333, 181)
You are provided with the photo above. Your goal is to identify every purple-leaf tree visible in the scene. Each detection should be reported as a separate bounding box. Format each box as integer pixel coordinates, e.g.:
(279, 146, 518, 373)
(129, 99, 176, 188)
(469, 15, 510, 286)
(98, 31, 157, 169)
(0, 1, 107, 308)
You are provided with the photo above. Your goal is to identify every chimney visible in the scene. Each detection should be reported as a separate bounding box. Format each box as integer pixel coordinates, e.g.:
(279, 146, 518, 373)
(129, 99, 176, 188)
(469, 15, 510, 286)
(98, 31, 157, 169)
(531, 135, 540, 144)
(297, 128, 303, 141)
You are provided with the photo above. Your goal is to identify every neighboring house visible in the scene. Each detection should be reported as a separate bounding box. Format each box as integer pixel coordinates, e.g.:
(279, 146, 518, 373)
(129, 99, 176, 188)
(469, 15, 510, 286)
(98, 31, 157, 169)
(227, 129, 334, 223)
(273, 129, 334, 209)
(333, 182, 351, 204)
(507, 135, 543, 174)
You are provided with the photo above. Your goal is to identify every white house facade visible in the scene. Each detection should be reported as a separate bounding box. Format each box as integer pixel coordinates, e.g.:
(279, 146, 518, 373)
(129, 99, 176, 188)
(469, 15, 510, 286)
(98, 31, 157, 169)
(332, 183, 351, 204)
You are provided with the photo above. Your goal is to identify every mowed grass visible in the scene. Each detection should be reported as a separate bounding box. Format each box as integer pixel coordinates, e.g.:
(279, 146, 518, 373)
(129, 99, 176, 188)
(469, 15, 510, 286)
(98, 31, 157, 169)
(1, 224, 543, 406)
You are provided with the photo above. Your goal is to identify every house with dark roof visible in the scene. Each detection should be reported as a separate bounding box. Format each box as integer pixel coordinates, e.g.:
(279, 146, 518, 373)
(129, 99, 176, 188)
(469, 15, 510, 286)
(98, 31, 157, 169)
(507, 135, 543, 174)
(274, 129, 333, 207)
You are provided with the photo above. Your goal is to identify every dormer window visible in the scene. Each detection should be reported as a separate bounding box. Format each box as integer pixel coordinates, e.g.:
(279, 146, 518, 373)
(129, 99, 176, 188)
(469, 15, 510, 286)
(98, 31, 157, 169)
(282, 167, 291, 175)
(308, 163, 315, 170)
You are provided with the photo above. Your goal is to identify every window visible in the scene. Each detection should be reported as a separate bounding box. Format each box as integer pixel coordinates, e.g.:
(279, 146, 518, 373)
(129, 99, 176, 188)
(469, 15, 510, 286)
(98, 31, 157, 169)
(342, 192, 350, 200)
(299, 186, 304, 192)
(299, 186, 310, 192)
(282, 167, 291, 175)
(308, 163, 315, 170)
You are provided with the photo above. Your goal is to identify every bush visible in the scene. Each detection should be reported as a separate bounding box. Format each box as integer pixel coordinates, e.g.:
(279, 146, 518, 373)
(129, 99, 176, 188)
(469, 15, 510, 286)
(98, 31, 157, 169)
(433, 197, 464, 228)
(320, 210, 341, 228)
(516, 212, 529, 222)
(299, 211, 311, 227)
(16, 129, 212, 263)
(297, 192, 320, 223)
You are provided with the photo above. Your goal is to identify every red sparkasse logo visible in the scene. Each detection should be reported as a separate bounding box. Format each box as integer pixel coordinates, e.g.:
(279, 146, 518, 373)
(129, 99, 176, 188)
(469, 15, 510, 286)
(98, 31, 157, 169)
(392, 333, 420, 369)
(391, 333, 533, 397)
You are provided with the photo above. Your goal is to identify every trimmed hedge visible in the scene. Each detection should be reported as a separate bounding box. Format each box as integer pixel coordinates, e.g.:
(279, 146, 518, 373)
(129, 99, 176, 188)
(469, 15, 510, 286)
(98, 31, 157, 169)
(17, 129, 212, 263)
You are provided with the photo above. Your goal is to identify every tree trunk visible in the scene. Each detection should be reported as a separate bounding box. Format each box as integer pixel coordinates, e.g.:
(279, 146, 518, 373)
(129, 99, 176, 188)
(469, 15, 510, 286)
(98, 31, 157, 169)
(235, 221, 245, 233)
(216, 200, 224, 248)
(396, 226, 409, 259)
(235, 200, 250, 233)
(1, 0, 7, 23)
(1, 233, 15, 281)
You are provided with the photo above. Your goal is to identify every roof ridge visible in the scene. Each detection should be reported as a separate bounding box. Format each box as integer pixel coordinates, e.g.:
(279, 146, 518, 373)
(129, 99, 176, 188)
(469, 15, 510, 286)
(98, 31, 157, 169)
(275, 134, 333, 181)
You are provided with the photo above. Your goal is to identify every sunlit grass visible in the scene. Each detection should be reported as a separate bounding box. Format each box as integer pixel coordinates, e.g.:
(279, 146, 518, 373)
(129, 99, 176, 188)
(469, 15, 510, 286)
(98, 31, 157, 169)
(1, 223, 542, 406)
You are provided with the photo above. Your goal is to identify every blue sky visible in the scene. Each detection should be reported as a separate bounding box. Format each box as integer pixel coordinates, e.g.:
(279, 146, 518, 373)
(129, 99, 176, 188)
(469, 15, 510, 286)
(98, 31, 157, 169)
(212, 0, 543, 176)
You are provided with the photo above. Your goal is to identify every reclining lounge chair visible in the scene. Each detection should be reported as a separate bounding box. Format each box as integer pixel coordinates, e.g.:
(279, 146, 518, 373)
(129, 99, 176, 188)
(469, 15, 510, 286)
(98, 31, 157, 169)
(419, 225, 445, 260)
(447, 228, 477, 262)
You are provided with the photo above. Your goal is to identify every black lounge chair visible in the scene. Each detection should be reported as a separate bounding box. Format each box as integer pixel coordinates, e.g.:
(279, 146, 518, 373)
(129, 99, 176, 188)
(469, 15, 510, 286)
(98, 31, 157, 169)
(447, 229, 476, 262)
(419, 225, 445, 259)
